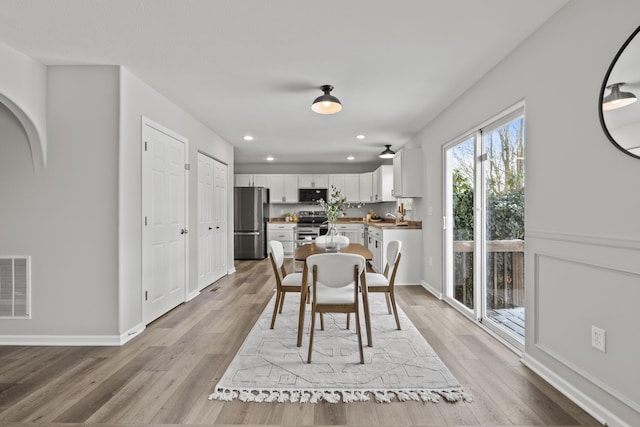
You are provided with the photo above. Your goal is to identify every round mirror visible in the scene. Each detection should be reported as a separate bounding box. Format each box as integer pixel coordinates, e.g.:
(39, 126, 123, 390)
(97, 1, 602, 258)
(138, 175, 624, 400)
(599, 25, 640, 159)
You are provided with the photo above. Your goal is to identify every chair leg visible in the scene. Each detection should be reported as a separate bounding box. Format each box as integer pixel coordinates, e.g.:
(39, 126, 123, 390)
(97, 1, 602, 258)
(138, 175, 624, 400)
(320, 313, 324, 330)
(361, 289, 372, 347)
(307, 307, 317, 363)
(384, 292, 392, 314)
(346, 313, 350, 330)
(270, 290, 281, 329)
(390, 289, 401, 330)
(355, 306, 364, 364)
(278, 292, 286, 313)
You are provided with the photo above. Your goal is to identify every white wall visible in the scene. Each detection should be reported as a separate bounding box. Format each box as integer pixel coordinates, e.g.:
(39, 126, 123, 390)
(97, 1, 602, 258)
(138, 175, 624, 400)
(0, 63, 235, 343)
(415, 1, 640, 425)
(119, 68, 235, 334)
(0, 66, 120, 341)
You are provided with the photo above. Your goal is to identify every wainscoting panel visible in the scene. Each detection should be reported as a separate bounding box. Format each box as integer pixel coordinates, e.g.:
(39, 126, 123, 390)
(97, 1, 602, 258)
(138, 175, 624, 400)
(525, 230, 640, 427)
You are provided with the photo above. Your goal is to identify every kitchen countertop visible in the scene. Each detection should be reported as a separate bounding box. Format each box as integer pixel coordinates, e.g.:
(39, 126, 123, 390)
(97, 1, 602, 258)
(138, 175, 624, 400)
(268, 218, 421, 229)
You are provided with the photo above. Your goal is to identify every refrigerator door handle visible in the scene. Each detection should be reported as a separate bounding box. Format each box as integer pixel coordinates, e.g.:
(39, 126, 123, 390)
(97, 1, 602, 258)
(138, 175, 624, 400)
(234, 231, 260, 236)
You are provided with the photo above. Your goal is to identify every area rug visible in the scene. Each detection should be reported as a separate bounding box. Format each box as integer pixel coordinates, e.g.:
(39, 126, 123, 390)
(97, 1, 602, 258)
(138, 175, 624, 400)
(208, 292, 471, 404)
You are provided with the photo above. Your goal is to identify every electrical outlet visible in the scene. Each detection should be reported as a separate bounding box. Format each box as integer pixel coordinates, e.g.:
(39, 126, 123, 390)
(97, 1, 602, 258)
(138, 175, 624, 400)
(591, 326, 606, 352)
(429, 256, 433, 266)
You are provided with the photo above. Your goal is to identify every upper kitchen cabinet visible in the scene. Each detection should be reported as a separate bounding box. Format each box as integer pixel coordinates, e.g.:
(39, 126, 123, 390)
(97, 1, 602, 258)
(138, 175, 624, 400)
(298, 174, 328, 188)
(329, 174, 360, 203)
(234, 174, 270, 187)
(270, 175, 298, 203)
(359, 172, 373, 203)
(373, 165, 394, 202)
(392, 148, 422, 197)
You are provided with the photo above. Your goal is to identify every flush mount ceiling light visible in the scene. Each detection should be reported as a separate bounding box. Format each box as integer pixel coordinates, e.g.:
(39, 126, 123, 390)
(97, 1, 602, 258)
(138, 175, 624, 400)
(602, 82, 637, 111)
(311, 84, 342, 114)
(379, 144, 396, 159)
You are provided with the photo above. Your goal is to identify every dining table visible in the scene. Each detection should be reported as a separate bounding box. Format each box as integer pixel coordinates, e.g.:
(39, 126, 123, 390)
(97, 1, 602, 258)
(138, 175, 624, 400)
(294, 242, 373, 348)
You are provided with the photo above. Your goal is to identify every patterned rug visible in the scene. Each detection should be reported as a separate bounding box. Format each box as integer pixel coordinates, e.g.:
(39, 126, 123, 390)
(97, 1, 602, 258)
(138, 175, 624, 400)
(208, 292, 470, 403)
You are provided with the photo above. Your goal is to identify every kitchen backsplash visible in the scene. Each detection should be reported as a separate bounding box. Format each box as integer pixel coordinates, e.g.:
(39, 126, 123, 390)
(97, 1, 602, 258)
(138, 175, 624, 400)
(269, 201, 407, 221)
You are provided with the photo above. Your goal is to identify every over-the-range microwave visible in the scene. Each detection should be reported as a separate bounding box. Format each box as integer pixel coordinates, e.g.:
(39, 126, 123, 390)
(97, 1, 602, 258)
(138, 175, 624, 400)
(298, 188, 327, 203)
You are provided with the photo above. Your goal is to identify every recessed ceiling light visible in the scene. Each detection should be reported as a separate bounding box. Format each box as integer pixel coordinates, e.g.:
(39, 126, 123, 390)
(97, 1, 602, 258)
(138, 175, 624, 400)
(243, 135, 254, 141)
(266, 156, 274, 161)
(347, 156, 355, 160)
(356, 134, 366, 140)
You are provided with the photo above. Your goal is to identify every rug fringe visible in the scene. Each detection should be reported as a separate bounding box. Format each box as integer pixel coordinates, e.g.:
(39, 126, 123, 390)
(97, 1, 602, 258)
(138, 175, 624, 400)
(208, 387, 471, 403)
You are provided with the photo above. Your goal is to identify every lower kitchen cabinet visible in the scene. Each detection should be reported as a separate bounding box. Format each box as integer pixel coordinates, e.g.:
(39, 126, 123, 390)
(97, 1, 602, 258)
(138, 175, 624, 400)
(334, 223, 364, 245)
(366, 225, 422, 284)
(267, 223, 296, 256)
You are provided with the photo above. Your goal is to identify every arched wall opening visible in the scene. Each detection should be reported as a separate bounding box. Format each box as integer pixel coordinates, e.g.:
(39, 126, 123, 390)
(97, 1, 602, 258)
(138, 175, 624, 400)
(0, 93, 46, 172)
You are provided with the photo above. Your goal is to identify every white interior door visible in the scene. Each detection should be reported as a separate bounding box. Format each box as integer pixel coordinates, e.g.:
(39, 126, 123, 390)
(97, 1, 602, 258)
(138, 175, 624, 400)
(142, 120, 188, 324)
(197, 153, 215, 288)
(212, 159, 228, 283)
(198, 154, 228, 289)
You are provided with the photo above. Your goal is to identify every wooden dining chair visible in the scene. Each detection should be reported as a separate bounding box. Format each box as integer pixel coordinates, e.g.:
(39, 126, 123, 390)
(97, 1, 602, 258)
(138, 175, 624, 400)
(306, 253, 366, 364)
(268, 240, 307, 329)
(365, 240, 402, 330)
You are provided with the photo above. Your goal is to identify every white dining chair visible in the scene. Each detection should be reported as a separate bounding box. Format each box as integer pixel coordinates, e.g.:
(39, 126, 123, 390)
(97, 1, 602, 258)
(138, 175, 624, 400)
(268, 240, 308, 329)
(306, 253, 366, 364)
(365, 240, 402, 330)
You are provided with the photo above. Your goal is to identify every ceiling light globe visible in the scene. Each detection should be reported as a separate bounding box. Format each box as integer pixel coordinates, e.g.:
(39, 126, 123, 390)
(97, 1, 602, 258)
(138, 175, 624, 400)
(311, 85, 342, 114)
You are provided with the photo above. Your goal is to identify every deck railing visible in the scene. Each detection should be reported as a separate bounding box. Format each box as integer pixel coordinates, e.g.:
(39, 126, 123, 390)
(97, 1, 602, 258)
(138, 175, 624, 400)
(453, 239, 524, 309)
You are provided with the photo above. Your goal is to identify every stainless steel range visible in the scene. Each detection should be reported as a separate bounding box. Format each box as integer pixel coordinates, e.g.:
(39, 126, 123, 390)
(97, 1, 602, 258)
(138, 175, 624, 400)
(295, 210, 328, 247)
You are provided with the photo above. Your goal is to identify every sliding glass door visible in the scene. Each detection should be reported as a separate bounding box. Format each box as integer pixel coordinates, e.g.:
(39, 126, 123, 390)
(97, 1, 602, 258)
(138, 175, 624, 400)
(444, 104, 525, 350)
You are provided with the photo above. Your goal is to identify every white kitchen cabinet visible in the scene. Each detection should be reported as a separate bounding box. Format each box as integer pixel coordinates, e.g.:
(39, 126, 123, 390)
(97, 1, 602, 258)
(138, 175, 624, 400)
(359, 172, 373, 203)
(234, 174, 270, 188)
(367, 225, 422, 284)
(234, 174, 252, 186)
(392, 148, 422, 197)
(328, 174, 344, 196)
(328, 174, 360, 203)
(269, 175, 298, 203)
(373, 165, 394, 202)
(367, 225, 384, 273)
(335, 223, 363, 245)
(298, 174, 328, 188)
(267, 223, 296, 256)
(343, 174, 360, 203)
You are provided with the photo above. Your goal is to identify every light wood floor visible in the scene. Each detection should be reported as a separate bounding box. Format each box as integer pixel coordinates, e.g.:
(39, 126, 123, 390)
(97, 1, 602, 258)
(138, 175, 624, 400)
(0, 258, 601, 427)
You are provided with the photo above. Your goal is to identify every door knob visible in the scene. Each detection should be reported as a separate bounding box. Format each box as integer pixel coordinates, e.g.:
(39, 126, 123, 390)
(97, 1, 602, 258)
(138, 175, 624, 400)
(209, 227, 213, 230)
(180, 228, 188, 235)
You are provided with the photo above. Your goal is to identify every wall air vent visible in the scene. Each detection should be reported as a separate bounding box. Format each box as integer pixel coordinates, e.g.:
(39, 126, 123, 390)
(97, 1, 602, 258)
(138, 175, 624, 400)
(0, 257, 30, 318)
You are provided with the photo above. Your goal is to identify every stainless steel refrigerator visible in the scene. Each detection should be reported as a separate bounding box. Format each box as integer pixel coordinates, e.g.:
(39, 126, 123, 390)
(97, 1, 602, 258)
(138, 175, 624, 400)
(234, 187, 270, 259)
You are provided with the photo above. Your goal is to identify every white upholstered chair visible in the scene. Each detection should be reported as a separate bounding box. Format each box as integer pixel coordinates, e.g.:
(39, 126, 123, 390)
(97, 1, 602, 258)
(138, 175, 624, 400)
(365, 240, 402, 330)
(268, 240, 307, 329)
(306, 253, 366, 364)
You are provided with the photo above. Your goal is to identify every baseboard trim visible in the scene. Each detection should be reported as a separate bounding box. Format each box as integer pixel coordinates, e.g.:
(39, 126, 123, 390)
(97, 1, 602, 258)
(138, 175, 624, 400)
(521, 353, 628, 427)
(186, 289, 200, 302)
(420, 280, 443, 299)
(0, 323, 146, 346)
(0, 334, 123, 346)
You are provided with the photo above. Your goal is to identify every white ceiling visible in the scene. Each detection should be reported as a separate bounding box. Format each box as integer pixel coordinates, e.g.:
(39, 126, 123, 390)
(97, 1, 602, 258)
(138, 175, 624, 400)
(0, 0, 569, 165)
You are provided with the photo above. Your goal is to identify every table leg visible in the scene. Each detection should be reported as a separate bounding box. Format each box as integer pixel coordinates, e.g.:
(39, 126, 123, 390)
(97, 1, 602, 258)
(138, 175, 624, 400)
(297, 264, 308, 347)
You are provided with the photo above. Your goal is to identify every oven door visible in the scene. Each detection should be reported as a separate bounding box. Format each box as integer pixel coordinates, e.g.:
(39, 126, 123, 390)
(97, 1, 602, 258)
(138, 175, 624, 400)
(295, 226, 319, 247)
